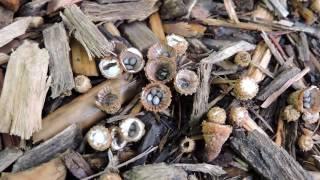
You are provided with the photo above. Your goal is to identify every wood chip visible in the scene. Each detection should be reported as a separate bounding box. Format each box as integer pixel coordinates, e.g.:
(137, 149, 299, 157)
(43, 22, 75, 98)
(0, 148, 23, 172)
(81, 0, 159, 22)
(61, 4, 114, 60)
(0, 41, 50, 139)
(0, 17, 31, 48)
(163, 22, 207, 38)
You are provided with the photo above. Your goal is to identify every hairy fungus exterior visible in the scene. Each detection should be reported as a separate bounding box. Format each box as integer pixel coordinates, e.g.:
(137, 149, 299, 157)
(233, 76, 259, 100)
(145, 58, 177, 83)
(207, 106, 227, 124)
(96, 87, 121, 114)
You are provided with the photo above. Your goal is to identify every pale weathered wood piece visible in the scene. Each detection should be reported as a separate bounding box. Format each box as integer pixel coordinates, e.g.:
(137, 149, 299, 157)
(61, 4, 114, 60)
(43, 22, 75, 98)
(81, 0, 159, 22)
(0, 17, 31, 48)
(0, 41, 50, 139)
(0, 148, 23, 172)
(13, 124, 82, 172)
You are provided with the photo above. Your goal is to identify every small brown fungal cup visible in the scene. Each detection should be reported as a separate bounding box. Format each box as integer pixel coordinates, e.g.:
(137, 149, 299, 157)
(233, 76, 259, 100)
(282, 105, 301, 122)
(234, 51, 251, 67)
(119, 48, 145, 73)
(180, 137, 196, 153)
(87, 125, 112, 151)
(202, 121, 232, 161)
(96, 87, 121, 114)
(141, 83, 172, 112)
(298, 128, 314, 151)
(99, 57, 122, 79)
(288, 86, 320, 114)
(145, 58, 177, 83)
(74, 75, 92, 93)
(119, 117, 145, 142)
(147, 42, 177, 61)
(174, 69, 199, 95)
(166, 34, 189, 56)
(207, 106, 227, 124)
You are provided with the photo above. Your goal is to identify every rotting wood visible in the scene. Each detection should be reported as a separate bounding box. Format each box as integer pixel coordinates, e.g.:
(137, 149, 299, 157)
(120, 22, 159, 53)
(70, 39, 99, 76)
(81, 0, 159, 22)
(13, 124, 82, 172)
(203, 18, 272, 32)
(18, 0, 50, 16)
(257, 67, 301, 101)
(261, 67, 310, 108)
(149, 12, 166, 42)
(62, 149, 94, 179)
(47, 0, 82, 14)
(0, 148, 23, 172)
(3, 158, 66, 180)
(230, 131, 311, 180)
(32, 78, 143, 143)
(163, 22, 207, 38)
(0, 17, 31, 48)
(201, 40, 256, 64)
(0, 6, 13, 28)
(61, 4, 114, 60)
(43, 22, 75, 99)
(0, 41, 50, 139)
(160, 0, 187, 20)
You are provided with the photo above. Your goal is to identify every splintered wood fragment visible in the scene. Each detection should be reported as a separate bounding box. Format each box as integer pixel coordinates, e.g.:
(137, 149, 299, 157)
(0, 0, 19, 11)
(43, 23, 75, 98)
(61, 4, 114, 60)
(0, 41, 50, 139)
(63, 149, 94, 179)
(47, 0, 82, 14)
(203, 18, 272, 32)
(230, 131, 311, 180)
(261, 32, 285, 65)
(3, 158, 66, 180)
(124, 163, 188, 180)
(149, 12, 166, 42)
(299, 32, 310, 62)
(201, 41, 256, 64)
(163, 22, 206, 38)
(71, 39, 98, 76)
(0, 17, 31, 48)
(266, 0, 289, 17)
(121, 22, 159, 53)
(13, 124, 82, 172)
(0, 53, 9, 65)
(224, 0, 239, 23)
(247, 42, 271, 82)
(160, 0, 187, 20)
(0, 148, 23, 172)
(81, 0, 159, 22)
(32, 78, 143, 143)
(103, 22, 121, 37)
(0, 6, 13, 28)
(190, 63, 212, 127)
(261, 67, 310, 108)
(257, 67, 301, 101)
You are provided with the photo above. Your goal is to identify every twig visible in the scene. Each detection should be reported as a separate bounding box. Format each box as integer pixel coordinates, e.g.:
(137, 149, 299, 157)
(173, 163, 226, 177)
(261, 67, 310, 108)
(261, 31, 286, 65)
(82, 146, 158, 180)
(224, 0, 239, 23)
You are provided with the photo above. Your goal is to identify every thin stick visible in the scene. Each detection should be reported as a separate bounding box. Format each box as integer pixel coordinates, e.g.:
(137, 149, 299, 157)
(261, 67, 310, 108)
(261, 31, 285, 65)
(82, 146, 158, 180)
(224, 0, 239, 23)
(248, 108, 274, 133)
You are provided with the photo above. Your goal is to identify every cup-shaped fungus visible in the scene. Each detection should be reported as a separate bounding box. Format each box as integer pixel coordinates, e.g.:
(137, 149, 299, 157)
(147, 42, 177, 61)
(141, 83, 172, 112)
(119, 48, 145, 73)
(119, 118, 145, 142)
(174, 69, 199, 95)
(87, 125, 112, 151)
(145, 58, 177, 83)
(99, 57, 122, 79)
